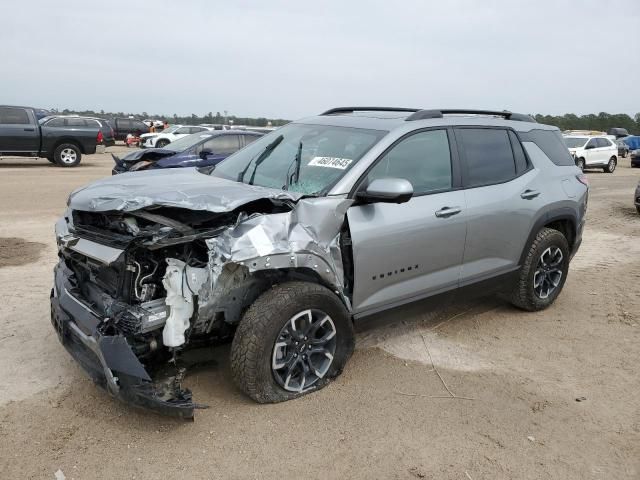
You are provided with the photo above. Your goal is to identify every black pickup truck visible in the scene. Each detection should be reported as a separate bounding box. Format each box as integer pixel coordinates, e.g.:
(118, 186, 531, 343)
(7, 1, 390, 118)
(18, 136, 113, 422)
(0, 105, 106, 167)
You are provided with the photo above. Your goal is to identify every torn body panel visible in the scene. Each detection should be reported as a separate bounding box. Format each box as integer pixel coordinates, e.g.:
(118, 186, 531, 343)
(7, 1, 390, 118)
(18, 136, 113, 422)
(53, 170, 354, 417)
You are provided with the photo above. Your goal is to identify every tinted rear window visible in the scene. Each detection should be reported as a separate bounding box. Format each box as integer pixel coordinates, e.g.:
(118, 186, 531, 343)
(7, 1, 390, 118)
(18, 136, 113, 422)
(0, 107, 30, 124)
(457, 128, 516, 187)
(519, 129, 575, 166)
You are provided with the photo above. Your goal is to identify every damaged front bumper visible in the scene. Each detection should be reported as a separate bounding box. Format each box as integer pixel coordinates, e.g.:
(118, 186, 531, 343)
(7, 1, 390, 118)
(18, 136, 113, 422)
(50, 262, 197, 419)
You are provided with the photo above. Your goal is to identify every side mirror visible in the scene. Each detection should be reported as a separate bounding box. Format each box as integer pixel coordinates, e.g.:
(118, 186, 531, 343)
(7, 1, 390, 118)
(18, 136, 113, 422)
(356, 178, 413, 204)
(199, 149, 212, 159)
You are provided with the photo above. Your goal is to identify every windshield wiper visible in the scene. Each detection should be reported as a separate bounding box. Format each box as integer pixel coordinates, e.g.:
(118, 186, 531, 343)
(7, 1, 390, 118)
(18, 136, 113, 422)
(237, 135, 284, 184)
(284, 141, 303, 191)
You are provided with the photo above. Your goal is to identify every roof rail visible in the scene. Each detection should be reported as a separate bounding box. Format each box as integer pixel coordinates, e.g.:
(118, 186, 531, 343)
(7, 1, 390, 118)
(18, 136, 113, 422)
(321, 107, 420, 116)
(406, 109, 536, 123)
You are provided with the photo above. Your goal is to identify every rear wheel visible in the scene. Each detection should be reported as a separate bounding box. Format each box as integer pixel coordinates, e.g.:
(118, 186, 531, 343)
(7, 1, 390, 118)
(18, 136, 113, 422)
(576, 157, 585, 171)
(53, 143, 81, 167)
(510, 228, 570, 312)
(604, 156, 617, 173)
(231, 281, 354, 403)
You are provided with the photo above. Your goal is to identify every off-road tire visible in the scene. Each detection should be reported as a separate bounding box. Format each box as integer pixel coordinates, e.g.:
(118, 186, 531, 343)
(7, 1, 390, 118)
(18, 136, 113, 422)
(576, 157, 585, 171)
(510, 227, 570, 312)
(231, 281, 354, 403)
(155, 139, 170, 148)
(53, 143, 82, 167)
(604, 156, 617, 173)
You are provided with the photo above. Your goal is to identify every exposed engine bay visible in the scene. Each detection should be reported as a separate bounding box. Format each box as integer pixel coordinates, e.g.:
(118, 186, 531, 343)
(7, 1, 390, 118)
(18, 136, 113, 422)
(51, 172, 354, 418)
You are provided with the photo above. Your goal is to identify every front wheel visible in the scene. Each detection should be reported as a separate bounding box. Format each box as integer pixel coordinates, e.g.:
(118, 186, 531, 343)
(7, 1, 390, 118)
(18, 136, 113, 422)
(604, 156, 617, 173)
(576, 157, 585, 171)
(231, 282, 354, 403)
(155, 139, 170, 148)
(54, 143, 82, 167)
(510, 228, 570, 312)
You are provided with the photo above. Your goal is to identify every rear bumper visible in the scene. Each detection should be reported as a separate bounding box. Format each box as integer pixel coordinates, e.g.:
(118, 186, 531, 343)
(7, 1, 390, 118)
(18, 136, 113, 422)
(50, 262, 195, 419)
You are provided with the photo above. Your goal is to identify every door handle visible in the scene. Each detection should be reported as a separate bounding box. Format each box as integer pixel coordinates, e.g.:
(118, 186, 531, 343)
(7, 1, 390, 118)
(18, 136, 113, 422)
(521, 189, 540, 200)
(435, 206, 462, 218)
(24, 128, 35, 132)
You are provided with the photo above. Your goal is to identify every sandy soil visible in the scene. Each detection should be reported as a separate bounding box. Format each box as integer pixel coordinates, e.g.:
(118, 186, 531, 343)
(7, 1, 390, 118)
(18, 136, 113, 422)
(0, 147, 638, 479)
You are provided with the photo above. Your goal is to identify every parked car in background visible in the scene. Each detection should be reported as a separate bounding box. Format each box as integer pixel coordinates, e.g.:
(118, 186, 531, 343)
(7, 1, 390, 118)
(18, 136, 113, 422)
(112, 130, 263, 173)
(626, 136, 640, 167)
(635, 181, 640, 213)
(51, 107, 587, 417)
(563, 135, 618, 172)
(40, 115, 115, 147)
(0, 105, 106, 167)
(108, 118, 150, 141)
(142, 125, 213, 148)
(139, 124, 182, 148)
(616, 138, 630, 158)
(607, 127, 629, 138)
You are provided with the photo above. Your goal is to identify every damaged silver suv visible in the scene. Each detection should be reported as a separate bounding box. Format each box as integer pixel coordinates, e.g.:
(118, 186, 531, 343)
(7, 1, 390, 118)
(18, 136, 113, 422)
(51, 107, 588, 418)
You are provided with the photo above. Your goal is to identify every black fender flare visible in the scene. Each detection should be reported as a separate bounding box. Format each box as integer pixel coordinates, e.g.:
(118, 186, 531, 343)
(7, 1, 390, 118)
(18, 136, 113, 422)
(518, 208, 577, 266)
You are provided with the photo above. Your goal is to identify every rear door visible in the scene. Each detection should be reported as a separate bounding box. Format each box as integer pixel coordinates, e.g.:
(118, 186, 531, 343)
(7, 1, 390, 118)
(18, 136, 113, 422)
(197, 134, 240, 166)
(598, 138, 615, 162)
(584, 138, 599, 165)
(347, 128, 467, 314)
(455, 127, 542, 284)
(0, 107, 39, 153)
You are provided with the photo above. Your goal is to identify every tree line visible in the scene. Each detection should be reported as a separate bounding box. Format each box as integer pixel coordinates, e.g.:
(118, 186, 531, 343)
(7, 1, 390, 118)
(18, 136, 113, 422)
(533, 112, 640, 135)
(48, 108, 640, 135)
(50, 109, 290, 127)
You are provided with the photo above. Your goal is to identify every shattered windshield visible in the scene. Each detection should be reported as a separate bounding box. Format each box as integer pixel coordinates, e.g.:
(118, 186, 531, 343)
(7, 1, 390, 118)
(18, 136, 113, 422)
(210, 123, 387, 195)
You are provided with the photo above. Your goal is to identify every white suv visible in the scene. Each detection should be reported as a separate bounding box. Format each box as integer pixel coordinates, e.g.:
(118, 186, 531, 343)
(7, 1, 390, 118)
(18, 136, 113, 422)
(563, 135, 617, 173)
(142, 125, 213, 149)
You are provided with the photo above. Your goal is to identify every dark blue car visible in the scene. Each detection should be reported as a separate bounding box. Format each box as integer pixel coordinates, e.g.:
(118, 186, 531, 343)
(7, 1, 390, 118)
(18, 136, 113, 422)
(112, 130, 263, 174)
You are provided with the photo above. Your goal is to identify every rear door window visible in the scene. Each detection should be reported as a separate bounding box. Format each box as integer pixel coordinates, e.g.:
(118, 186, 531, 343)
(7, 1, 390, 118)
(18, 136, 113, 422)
(456, 128, 516, 187)
(190, 127, 207, 133)
(597, 138, 610, 148)
(0, 107, 30, 125)
(242, 134, 260, 147)
(509, 131, 529, 174)
(202, 135, 240, 155)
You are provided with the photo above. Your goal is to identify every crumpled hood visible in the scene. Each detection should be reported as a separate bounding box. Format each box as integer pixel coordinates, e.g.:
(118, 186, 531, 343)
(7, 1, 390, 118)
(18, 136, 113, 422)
(68, 168, 302, 213)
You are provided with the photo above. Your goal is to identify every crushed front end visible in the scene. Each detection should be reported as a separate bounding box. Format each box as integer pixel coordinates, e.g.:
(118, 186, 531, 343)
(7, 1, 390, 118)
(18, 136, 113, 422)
(51, 171, 353, 418)
(50, 210, 218, 418)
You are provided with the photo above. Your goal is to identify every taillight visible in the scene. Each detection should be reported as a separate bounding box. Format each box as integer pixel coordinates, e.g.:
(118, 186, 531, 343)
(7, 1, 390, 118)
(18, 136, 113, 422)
(576, 174, 589, 187)
(97, 130, 104, 144)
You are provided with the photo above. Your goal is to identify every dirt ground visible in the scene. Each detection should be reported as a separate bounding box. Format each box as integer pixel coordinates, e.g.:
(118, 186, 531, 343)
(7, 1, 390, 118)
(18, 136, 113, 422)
(0, 147, 638, 479)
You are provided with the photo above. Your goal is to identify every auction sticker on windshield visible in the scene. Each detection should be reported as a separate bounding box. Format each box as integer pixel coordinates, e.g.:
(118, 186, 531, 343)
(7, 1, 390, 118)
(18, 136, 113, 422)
(308, 157, 353, 169)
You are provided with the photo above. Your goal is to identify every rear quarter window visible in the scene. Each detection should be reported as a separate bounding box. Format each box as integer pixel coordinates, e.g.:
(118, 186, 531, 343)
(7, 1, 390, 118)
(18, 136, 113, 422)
(519, 129, 576, 166)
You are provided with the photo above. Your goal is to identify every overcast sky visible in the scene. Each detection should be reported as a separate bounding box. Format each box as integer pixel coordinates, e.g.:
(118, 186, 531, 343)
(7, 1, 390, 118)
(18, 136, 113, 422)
(1, 0, 639, 119)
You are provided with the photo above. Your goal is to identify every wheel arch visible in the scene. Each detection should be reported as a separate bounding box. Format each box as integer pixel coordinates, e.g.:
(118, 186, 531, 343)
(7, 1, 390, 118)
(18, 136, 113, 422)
(195, 264, 349, 332)
(53, 137, 85, 154)
(518, 209, 577, 266)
